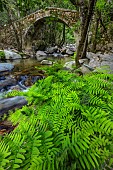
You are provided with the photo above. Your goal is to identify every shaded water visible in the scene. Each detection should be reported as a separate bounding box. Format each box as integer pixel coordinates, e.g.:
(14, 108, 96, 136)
(0, 56, 73, 98)
(4, 56, 72, 72)
(8, 58, 42, 72)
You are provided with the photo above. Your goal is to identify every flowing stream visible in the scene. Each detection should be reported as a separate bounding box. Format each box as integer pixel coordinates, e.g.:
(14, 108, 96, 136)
(0, 56, 73, 99)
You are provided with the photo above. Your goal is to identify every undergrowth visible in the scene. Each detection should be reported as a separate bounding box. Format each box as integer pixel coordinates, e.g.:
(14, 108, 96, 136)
(0, 50, 5, 60)
(1, 68, 113, 170)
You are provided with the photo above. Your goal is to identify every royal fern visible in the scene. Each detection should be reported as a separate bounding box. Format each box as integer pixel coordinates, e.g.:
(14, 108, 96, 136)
(1, 70, 113, 169)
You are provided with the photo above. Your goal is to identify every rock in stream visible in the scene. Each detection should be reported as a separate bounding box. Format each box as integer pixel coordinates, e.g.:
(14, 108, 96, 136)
(0, 96, 27, 115)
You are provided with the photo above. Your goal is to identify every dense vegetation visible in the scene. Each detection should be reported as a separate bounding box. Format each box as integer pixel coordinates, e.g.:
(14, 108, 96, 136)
(1, 66, 113, 169)
(0, 0, 113, 169)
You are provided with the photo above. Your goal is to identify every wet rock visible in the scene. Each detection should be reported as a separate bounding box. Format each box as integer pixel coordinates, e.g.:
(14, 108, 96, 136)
(0, 77, 17, 90)
(41, 60, 53, 65)
(79, 65, 91, 75)
(9, 85, 22, 91)
(0, 96, 27, 115)
(86, 52, 113, 72)
(4, 50, 22, 60)
(36, 51, 47, 61)
(65, 44, 76, 52)
(101, 61, 113, 73)
(83, 64, 94, 71)
(88, 58, 101, 68)
(69, 46, 76, 52)
(46, 46, 58, 54)
(66, 49, 74, 55)
(86, 52, 98, 60)
(79, 59, 89, 64)
(52, 53, 64, 58)
(64, 61, 75, 70)
(0, 76, 6, 81)
(17, 75, 44, 88)
(0, 63, 14, 72)
(99, 54, 113, 62)
(64, 54, 69, 58)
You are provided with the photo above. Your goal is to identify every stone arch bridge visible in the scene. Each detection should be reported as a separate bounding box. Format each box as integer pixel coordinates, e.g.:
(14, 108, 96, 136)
(0, 7, 79, 49)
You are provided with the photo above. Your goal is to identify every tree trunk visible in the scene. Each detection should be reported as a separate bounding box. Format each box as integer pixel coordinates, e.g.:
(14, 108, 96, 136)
(81, 35, 88, 58)
(75, 0, 97, 67)
(60, 24, 65, 46)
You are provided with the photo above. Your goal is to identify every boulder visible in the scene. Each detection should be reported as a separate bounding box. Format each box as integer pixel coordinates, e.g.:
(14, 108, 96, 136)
(36, 51, 47, 61)
(0, 63, 14, 72)
(52, 53, 64, 58)
(101, 61, 113, 73)
(79, 65, 91, 75)
(0, 77, 17, 90)
(79, 59, 89, 64)
(88, 58, 101, 68)
(86, 52, 99, 60)
(41, 60, 53, 65)
(66, 49, 74, 55)
(65, 44, 76, 52)
(64, 61, 75, 70)
(4, 50, 22, 60)
(69, 47, 76, 52)
(46, 46, 58, 54)
(64, 54, 69, 58)
(0, 96, 27, 115)
(86, 53, 113, 71)
(99, 54, 113, 62)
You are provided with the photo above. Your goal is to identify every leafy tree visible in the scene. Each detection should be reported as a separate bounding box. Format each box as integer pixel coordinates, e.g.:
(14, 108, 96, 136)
(91, 0, 113, 52)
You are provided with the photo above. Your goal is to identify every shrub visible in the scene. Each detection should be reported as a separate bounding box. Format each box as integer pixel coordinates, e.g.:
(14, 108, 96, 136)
(0, 50, 5, 60)
(1, 70, 113, 169)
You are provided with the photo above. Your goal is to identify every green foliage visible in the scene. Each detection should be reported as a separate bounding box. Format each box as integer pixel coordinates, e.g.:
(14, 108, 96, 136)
(0, 50, 5, 60)
(1, 70, 113, 169)
(96, 0, 106, 10)
(65, 27, 75, 43)
(96, 0, 113, 38)
(38, 63, 63, 76)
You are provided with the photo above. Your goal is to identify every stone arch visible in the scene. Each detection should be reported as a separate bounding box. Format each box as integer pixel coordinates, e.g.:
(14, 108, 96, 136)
(0, 7, 79, 50)
(23, 15, 75, 50)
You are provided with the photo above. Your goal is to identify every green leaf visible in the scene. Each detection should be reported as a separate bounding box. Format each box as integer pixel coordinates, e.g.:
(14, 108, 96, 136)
(15, 158, 23, 164)
(109, 158, 113, 166)
(87, 154, 95, 168)
(79, 156, 85, 169)
(70, 145, 78, 157)
(4, 152, 11, 158)
(74, 144, 81, 155)
(17, 153, 25, 160)
(13, 164, 20, 168)
(78, 142, 86, 150)
(19, 149, 26, 153)
(90, 153, 99, 167)
(82, 155, 90, 169)
(44, 131, 52, 138)
(81, 140, 89, 149)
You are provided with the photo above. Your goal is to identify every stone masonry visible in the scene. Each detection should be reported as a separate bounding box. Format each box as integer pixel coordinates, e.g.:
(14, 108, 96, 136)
(0, 7, 79, 49)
